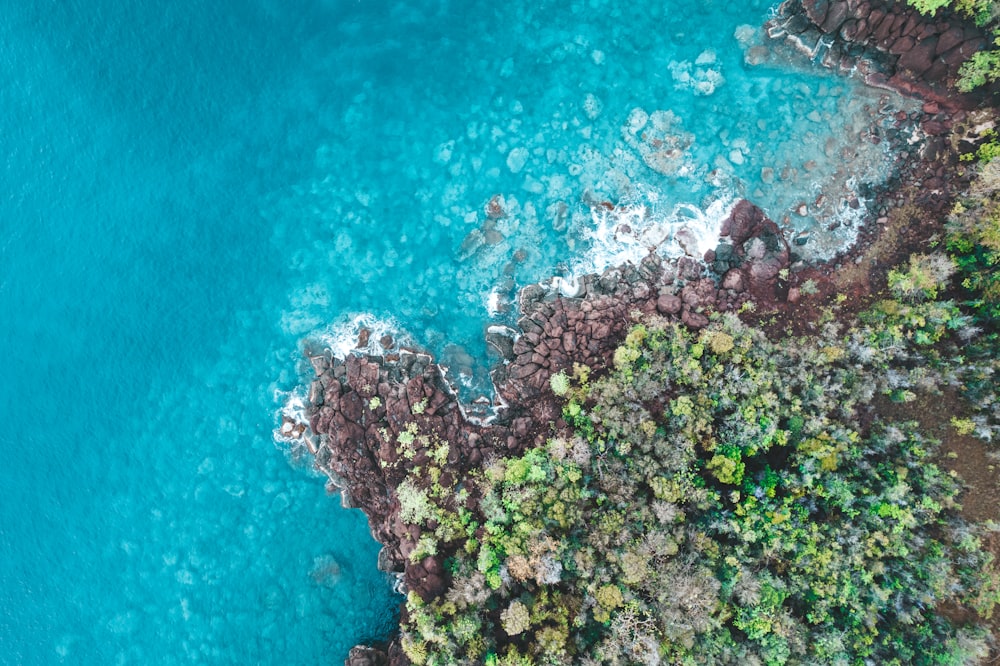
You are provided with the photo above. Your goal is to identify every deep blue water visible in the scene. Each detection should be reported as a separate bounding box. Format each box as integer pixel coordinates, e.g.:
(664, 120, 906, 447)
(0, 0, 912, 663)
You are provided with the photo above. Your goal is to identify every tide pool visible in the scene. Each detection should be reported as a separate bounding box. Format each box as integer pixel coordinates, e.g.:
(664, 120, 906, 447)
(0, 0, 913, 664)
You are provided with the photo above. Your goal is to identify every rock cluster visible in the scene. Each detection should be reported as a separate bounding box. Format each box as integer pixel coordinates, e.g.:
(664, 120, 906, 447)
(299, 200, 797, 663)
(307, 348, 509, 592)
(303, 199, 789, 580)
(769, 0, 998, 108)
(717, 199, 792, 303)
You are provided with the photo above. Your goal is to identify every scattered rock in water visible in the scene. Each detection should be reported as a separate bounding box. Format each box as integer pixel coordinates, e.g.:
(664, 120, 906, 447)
(506, 147, 529, 173)
(485, 194, 506, 219)
(280, 415, 308, 439)
(744, 45, 770, 66)
(310, 554, 343, 588)
(582, 93, 603, 120)
(357, 328, 371, 348)
(458, 229, 485, 261)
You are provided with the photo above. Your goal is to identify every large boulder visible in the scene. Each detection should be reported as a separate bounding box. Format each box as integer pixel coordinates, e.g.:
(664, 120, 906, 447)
(720, 200, 791, 300)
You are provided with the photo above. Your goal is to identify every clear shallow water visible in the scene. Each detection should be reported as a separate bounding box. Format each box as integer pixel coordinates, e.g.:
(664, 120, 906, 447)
(0, 0, 912, 663)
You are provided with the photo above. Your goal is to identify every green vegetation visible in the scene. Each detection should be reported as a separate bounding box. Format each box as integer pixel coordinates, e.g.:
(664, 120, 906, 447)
(394, 314, 999, 663)
(906, 0, 1000, 91)
(947, 160, 1000, 323)
(376, 154, 1000, 666)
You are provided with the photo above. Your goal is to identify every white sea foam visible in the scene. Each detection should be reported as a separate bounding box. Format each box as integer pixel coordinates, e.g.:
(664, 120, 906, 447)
(485, 290, 502, 316)
(311, 313, 409, 360)
(568, 192, 734, 279)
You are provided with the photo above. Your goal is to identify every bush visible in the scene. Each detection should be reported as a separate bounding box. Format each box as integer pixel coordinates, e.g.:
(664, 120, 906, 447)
(392, 314, 997, 664)
(946, 161, 1000, 322)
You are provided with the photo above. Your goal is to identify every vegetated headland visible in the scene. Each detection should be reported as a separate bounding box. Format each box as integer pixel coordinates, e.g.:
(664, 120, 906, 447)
(283, 1, 1000, 664)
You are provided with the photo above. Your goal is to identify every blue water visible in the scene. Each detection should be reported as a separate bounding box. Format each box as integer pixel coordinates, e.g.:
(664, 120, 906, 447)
(0, 0, 912, 663)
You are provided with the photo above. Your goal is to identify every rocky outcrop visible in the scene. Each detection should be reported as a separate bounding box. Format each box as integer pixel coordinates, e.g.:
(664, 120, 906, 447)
(768, 0, 999, 109)
(303, 201, 781, 558)
(297, 202, 851, 665)
(307, 349, 509, 592)
(311, 181, 1000, 662)
(346, 646, 389, 666)
(717, 200, 793, 303)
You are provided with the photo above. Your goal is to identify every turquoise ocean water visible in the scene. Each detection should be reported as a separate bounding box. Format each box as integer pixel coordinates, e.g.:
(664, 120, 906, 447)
(0, 0, 912, 663)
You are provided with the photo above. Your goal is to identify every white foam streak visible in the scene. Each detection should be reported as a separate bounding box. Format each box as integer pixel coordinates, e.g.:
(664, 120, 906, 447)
(311, 313, 408, 360)
(570, 196, 734, 278)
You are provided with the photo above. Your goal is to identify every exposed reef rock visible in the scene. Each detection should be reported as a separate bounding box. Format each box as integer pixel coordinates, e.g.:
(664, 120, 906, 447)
(297, 201, 801, 664)
(768, 0, 999, 109)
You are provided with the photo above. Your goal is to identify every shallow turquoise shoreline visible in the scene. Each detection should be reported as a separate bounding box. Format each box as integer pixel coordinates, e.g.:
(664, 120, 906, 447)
(0, 0, 919, 663)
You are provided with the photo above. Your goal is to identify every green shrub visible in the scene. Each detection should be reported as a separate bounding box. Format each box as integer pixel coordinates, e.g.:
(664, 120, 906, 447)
(887, 253, 955, 301)
(946, 161, 1000, 322)
(391, 313, 997, 664)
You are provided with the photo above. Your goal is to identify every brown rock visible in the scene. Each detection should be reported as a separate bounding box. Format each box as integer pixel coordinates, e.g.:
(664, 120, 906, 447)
(917, 23, 941, 40)
(722, 269, 745, 292)
(340, 391, 364, 423)
(803, 0, 830, 26)
(511, 362, 540, 380)
(872, 12, 894, 42)
(936, 26, 965, 55)
(785, 13, 811, 34)
(681, 279, 719, 310)
(725, 199, 769, 246)
(681, 308, 710, 329)
(820, 1, 849, 34)
(922, 119, 947, 135)
(561, 331, 577, 352)
(942, 38, 986, 67)
(677, 256, 702, 281)
(308, 354, 330, 376)
(839, 18, 860, 41)
(897, 36, 937, 74)
(308, 379, 324, 407)
(656, 293, 683, 315)
(591, 321, 614, 339)
(889, 35, 915, 55)
(347, 645, 389, 666)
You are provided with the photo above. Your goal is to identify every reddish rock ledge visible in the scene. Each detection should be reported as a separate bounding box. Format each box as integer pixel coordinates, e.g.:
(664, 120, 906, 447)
(298, 201, 803, 665)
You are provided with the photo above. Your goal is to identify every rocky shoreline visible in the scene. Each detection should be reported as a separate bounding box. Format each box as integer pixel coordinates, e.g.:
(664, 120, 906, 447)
(302, 202, 791, 665)
(769, 0, 997, 109)
(288, 3, 1000, 664)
